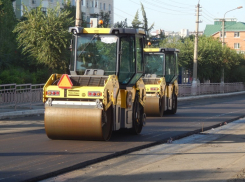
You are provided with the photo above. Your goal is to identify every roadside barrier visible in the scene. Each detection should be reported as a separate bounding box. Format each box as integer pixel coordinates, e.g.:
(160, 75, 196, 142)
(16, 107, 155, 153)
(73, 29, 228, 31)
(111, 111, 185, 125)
(0, 83, 44, 110)
(178, 82, 245, 97)
(0, 82, 244, 110)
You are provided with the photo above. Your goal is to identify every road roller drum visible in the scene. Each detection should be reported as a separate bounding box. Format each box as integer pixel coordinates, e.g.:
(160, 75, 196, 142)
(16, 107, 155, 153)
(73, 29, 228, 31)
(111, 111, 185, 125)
(144, 97, 160, 116)
(45, 107, 112, 141)
(144, 96, 165, 117)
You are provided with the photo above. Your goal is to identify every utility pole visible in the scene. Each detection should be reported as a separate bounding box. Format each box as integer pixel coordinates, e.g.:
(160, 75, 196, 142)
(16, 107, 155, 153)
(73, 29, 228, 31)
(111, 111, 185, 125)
(221, 18, 225, 85)
(75, 0, 82, 27)
(191, 1, 201, 95)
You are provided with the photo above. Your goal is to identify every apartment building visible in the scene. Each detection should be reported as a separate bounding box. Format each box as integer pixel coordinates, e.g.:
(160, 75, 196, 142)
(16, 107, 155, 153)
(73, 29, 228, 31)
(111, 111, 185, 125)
(204, 18, 245, 53)
(13, 0, 66, 18)
(180, 29, 189, 38)
(70, 0, 113, 26)
(13, 0, 114, 27)
(150, 29, 165, 38)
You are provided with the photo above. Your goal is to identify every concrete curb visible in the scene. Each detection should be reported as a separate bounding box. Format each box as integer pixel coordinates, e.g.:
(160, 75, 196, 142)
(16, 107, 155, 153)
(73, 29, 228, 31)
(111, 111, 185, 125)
(178, 91, 245, 101)
(0, 109, 45, 120)
(1, 91, 245, 120)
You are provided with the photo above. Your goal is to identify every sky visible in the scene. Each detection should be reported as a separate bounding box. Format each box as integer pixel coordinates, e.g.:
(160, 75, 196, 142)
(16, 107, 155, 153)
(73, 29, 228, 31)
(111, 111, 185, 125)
(113, 0, 245, 32)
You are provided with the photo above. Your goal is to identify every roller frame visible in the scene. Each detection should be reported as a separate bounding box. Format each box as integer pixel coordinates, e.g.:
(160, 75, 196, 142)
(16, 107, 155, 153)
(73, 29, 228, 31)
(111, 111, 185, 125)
(43, 75, 146, 140)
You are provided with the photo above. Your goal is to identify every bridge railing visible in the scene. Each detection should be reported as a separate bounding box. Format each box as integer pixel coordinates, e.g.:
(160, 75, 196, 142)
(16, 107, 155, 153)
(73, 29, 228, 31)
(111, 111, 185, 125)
(0, 82, 244, 110)
(178, 82, 245, 97)
(0, 83, 44, 110)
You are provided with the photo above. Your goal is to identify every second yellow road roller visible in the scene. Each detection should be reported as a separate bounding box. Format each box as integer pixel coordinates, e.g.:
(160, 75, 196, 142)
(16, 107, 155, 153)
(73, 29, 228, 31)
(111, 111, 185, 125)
(43, 27, 146, 141)
(143, 48, 179, 116)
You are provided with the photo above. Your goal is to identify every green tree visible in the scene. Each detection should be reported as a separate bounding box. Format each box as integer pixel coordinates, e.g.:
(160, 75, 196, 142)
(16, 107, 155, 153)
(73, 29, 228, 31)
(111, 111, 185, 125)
(13, 3, 73, 72)
(141, 3, 154, 37)
(197, 36, 241, 82)
(114, 18, 128, 28)
(225, 54, 245, 82)
(99, 11, 110, 28)
(160, 36, 191, 68)
(0, 0, 17, 71)
(62, 0, 87, 27)
(131, 10, 142, 28)
(160, 35, 244, 82)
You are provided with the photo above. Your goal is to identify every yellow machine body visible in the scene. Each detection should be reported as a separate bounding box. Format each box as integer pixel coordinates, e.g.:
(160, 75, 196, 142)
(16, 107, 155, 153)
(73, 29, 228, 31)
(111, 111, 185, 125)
(43, 27, 146, 140)
(143, 48, 179, 116)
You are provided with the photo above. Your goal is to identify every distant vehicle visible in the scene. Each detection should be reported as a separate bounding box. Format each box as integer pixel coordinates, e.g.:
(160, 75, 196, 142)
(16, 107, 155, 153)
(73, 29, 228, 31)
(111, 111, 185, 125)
(143, 48, 179, 116)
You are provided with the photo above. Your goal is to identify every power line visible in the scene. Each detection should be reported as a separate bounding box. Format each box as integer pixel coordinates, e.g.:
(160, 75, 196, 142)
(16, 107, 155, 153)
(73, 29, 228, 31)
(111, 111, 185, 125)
(202, 11, 214, 20)
(114, 9, 165, 31)
(202, 15, 213, 23)
(167, 0, 194, 7)
(114, 7, 135, 18)
(147, 0, 195, 10)
(114, 12, 132, 21)
(114, 0, 193, 31)
(129, 0, 194, 15)
(140, 0, 195, 14)
(202, 8, 216, 18)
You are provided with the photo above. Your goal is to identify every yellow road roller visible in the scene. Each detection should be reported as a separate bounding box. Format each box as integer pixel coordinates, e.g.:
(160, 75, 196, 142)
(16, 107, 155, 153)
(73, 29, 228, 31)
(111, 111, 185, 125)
(43, 27, 146, 141)
(143, 48, 179, 116)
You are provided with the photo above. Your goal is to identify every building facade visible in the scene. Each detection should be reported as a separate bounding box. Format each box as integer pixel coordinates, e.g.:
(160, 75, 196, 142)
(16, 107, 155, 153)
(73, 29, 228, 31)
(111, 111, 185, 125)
(180, 29, 189, 37)
(13, 0, 66, 19)
(204, 18, 245, 53)
(150, 29, 165, 38)
(71, 0, 114, 27)
(13, 0, 114, 27)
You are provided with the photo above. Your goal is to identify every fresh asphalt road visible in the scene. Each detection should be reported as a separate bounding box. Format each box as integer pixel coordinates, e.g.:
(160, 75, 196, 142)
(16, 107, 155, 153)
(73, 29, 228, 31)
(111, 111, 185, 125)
(42, 118, 245, 182)
(0, 94, 245, 182)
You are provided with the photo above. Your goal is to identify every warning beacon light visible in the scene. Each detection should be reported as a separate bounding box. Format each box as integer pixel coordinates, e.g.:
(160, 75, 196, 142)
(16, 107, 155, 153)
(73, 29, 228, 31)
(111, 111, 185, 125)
(99, 20, 103, 25)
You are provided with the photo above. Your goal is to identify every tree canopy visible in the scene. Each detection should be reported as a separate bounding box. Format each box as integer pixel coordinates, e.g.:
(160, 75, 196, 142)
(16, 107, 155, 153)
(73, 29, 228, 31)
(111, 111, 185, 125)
(99, 11, 110, 28)
(141, 3, 154, 37)
(13, 3, 73, 72)
(62, 1, 87, 27)
(0, 0, 17, 70)
(114, 18, 128, 28)
(160, 36, 244, 82)
(131, 10, 142, 28)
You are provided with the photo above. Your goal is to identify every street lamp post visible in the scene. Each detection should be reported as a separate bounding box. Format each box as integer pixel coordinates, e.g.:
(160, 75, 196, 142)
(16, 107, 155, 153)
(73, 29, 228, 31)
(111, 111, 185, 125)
(221, 6, 243, 84)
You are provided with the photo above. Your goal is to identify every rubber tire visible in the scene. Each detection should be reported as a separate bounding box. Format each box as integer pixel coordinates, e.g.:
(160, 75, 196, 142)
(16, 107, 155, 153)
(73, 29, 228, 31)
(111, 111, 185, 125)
(170, 92, 177, 114)
(102, 106, 113, 141)
(131, 93, 143, 134)
(159, 96, 165, 117)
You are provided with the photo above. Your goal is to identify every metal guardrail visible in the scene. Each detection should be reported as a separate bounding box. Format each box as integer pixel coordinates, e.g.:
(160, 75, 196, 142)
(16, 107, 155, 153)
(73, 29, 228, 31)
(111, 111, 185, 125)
(0, 82, 244, 110)
(178, 82, 245, 97)
(0, 83, 44, 110)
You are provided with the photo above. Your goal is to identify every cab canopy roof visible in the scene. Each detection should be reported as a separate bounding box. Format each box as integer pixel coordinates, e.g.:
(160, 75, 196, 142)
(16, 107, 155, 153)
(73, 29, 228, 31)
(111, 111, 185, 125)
(144, 48, 180, 53)
(69, 27, 145, 35)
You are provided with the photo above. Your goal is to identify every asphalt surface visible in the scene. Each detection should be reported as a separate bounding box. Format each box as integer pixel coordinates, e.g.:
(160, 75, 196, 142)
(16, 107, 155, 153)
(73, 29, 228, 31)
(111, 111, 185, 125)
(42, 118, 245, 182)
(0, 92, 245, 182)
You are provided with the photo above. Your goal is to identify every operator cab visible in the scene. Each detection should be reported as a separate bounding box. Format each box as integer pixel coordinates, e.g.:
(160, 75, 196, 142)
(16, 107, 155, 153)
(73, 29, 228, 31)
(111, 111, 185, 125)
(144, 48, 179, 84)
(69, 27, 145, 88)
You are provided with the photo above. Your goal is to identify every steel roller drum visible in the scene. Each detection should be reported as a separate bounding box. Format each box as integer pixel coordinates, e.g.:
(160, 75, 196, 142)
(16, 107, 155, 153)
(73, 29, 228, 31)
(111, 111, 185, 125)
(144, 97, 160, 116)
(45, 107, 112, 141)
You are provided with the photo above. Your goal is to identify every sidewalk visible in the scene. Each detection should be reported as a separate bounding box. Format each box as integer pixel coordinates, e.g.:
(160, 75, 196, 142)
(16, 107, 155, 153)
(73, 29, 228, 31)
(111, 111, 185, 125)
(0, 91, 245, 120)
(0, 104, 44, 120)
(42, 118, 245, 182)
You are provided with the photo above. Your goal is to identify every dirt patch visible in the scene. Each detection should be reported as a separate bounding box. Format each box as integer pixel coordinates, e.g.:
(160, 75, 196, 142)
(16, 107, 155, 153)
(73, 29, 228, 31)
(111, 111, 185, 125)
(228, 168, 245, 182)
